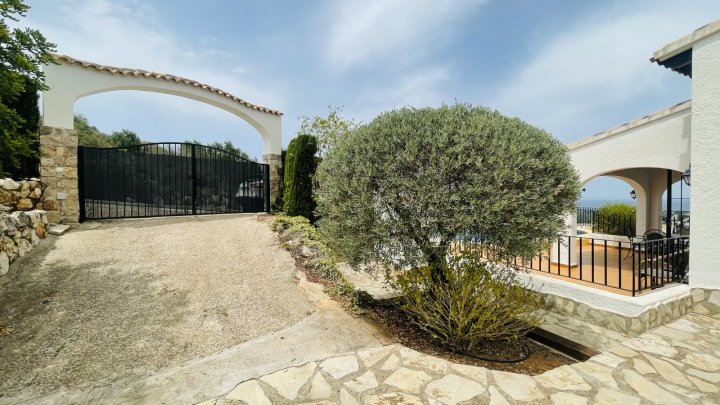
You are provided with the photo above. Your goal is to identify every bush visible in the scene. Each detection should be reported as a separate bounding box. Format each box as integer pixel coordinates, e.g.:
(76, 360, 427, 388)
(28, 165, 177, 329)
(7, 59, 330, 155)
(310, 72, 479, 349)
(270, 215, 354, 298)
(284, 135, 318, 220)
(396, 255, 541, 351)
(596, 202, 636, 236)
(316, 103, 580, 276)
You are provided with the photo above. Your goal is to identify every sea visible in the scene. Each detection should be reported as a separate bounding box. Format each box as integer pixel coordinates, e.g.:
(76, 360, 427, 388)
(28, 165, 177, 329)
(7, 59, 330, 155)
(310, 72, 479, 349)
(579, 198, 690, 213)
(578, 199, 636, 209)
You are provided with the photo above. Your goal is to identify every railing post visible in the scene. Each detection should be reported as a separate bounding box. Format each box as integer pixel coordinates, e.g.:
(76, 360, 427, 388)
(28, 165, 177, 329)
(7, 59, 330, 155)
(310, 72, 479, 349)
(632, 241, 636, 296)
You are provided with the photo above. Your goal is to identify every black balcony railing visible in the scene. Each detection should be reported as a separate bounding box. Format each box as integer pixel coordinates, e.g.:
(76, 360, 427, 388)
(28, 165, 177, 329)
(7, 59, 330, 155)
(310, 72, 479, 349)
(576, 206, 636, 237)
(455, 234, 689, 296)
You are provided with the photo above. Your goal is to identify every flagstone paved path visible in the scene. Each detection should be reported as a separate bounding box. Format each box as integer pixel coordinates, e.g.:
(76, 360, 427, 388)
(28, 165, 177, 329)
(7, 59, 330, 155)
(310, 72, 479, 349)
(200, 311, 720, 404)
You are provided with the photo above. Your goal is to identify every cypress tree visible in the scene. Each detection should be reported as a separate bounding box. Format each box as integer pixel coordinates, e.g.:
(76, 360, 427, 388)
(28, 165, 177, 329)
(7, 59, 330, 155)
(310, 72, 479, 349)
(283, 135, 317, 219)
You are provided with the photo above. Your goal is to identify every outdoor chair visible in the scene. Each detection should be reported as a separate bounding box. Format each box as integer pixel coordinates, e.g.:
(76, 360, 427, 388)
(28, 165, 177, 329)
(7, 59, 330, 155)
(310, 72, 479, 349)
(626, 229, 667, 259)
(638, 246, 689, 289)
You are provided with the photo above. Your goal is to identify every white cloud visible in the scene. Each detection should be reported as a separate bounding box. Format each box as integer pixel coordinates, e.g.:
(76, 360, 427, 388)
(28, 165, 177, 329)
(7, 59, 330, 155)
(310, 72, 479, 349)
(360, 65, 452, 115)
(325, 0, 487, 71)
(490, 0, 720, 140)
(23, 0, 287, 114)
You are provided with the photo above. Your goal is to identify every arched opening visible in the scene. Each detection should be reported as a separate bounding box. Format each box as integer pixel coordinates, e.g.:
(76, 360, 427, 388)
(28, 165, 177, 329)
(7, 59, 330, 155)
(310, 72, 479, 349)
(74, 91, 265, 160)
(39, 55, 284, 223)
(578, 175, 639, 237)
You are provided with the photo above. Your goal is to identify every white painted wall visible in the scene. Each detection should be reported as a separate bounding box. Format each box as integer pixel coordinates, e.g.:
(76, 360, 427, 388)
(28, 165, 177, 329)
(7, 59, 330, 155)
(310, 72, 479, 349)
(518, 270, 691, 317)
(689, 31, 720, 289)
(568, 103, 691, 185)
(42, 61, 282, 155)
(566, 104, 691, 254)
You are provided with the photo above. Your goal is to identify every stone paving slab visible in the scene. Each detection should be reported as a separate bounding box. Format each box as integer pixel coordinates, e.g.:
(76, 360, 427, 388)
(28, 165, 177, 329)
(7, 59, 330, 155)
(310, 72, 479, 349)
(540, 309, 630, 352)
(204, 311, 720, 404)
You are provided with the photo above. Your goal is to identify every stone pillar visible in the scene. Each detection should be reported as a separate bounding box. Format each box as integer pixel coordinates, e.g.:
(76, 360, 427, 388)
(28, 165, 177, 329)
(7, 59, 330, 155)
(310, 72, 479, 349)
(263, 153, 282, 209)
(39, 126, 79, 223)
(689, 30, 720, 289)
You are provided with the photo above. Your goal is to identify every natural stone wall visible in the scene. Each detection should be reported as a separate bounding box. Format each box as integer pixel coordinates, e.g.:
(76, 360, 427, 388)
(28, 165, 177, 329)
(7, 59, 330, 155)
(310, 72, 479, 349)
(0, 210, 48, 276)
(0, 178, 45, 212)
(541, 288, 720, 336)
(39, 126, 79, 223)
(263, 153, 282, 208)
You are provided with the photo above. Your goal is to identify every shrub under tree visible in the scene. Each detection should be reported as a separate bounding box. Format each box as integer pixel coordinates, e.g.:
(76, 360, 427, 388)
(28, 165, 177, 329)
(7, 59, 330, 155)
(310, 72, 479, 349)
(396, 256, 542, 351)
(284, 135, 318, 219)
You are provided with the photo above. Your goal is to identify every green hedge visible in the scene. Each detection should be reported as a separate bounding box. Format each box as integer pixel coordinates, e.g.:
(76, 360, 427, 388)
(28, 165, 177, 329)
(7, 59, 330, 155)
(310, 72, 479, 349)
(596, 202, 636, 236)
(283, 135, 318, 219)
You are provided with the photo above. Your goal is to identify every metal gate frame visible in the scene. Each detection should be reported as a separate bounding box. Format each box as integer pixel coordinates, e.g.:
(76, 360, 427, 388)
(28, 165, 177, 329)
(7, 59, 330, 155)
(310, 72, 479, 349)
(78, 143, 270, 221)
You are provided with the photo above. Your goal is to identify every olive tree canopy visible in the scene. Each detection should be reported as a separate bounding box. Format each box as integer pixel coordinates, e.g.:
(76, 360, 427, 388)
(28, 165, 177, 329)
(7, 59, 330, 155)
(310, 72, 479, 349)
(315, 104, 580, 272)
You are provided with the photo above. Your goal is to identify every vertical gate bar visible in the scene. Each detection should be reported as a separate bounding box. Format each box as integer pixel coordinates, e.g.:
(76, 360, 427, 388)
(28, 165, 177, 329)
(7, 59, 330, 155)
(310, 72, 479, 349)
(175, 145, 179, 214)
(143, 145, 147, 217)
(192, 144, 197, 215)
(181, 144, 185, 214)
(78, 147, 86, 222)
(632, 242, 637, 296)
(568, 236, 572, 277)
(591, 238, 595, 284)
(618, 241, 623, 290)
(604, 240, 608, 285)
(122, 147, 126, 218)
(265, 164, 270, 212)
(144, 145, 148, 217)
(157, 145, 161, 216)
(257, 161, 261, 212)
(112, 149, 117, 218)
(215, 148, 219, 214)
(158, 146, 163, 216)
(557, 237, 561, 275)
(579, 237, 583, 280)
(105, 148, 110, 219)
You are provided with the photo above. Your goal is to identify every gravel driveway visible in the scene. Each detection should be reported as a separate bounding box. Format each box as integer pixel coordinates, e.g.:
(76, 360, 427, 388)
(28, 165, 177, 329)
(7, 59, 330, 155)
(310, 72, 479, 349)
(0, 214, 315, 400)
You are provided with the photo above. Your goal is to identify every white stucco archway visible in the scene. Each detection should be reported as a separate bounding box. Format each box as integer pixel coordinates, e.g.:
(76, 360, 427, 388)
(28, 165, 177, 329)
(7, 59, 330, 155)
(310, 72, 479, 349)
(42, 54, 282, 155)
(38, 54, 284, 224)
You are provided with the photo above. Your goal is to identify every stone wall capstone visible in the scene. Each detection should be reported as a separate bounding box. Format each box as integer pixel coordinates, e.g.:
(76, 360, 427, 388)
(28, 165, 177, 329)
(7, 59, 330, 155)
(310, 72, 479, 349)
(1, 209, 48, 276)
(39, 126, 79, 223)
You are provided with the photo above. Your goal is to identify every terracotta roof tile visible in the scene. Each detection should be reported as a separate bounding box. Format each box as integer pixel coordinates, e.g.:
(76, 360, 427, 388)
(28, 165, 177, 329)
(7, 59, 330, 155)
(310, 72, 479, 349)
(52, 53, 283, 116)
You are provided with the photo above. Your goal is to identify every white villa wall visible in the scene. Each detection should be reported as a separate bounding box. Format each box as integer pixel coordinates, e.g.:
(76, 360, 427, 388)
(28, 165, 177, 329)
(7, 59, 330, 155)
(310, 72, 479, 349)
(689, 30, 720, 290)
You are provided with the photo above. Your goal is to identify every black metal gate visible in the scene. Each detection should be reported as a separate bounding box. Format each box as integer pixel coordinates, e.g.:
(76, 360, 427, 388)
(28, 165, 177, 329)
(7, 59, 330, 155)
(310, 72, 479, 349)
(78, 143, 270, 221)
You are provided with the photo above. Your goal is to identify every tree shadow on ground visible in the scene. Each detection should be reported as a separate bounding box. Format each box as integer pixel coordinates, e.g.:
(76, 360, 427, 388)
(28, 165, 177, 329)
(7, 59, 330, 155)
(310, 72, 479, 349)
(0, 244, 193, 399)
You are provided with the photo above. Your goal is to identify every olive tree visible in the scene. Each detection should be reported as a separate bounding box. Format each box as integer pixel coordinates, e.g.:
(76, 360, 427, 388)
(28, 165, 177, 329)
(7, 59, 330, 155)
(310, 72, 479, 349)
(315, 104, 580, 275)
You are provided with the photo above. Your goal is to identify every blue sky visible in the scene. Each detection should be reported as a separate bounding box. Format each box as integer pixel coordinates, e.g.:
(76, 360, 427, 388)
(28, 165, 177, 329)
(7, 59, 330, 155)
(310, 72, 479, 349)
(23, 0, 720, 200)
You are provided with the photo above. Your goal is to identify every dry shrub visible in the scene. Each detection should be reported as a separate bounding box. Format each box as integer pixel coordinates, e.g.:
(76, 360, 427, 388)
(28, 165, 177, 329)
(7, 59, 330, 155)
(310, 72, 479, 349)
(395, 255, 542, 352)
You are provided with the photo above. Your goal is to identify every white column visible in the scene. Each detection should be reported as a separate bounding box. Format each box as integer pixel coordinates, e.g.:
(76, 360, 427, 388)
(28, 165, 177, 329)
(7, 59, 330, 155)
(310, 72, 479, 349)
(552, 212, 578, 266)
(689, 31, 720, 289)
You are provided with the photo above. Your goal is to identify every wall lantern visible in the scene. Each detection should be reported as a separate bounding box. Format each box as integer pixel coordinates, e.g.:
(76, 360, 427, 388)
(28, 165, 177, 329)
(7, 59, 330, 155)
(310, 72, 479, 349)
(682, 164, 691, 186)
(630, 190, 637, 200)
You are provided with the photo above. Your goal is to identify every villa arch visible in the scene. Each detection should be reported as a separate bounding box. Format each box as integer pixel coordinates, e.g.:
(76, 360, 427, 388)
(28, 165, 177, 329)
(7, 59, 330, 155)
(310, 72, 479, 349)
(39, 54, 283, 223)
